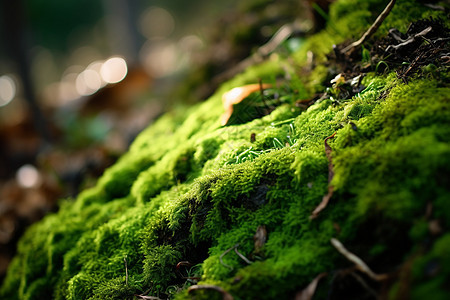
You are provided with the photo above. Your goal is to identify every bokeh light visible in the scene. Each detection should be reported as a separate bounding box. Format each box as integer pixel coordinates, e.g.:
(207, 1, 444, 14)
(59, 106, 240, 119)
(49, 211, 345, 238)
(140, 41, 180, 78)
(100, 56, 128, 84)
(0, 75, 16, 107)
(16, 164, 42, 188)
(86, 61, 107, 88)
(139, 6, 175, 39)
(58, 73, 79, 103)
(76, 69, 102, 96)
(178, 35, 204, 53)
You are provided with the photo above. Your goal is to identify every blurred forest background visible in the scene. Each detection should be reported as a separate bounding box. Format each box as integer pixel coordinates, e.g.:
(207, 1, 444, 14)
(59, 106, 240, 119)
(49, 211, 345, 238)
(0, 0, 319, 282)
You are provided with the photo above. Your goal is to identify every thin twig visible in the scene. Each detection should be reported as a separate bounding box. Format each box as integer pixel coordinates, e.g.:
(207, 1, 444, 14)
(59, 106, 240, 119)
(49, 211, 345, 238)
(213, 23, 300, 84)
(188, 284, 234, 300)
(220, 243, 253, 270)
(330, 238, 389, 281)
(258, 23, 296, 57)
(342, 0, 396, 53)
(350, 272, 380, 300)
(295, 272, 328, 300)
(258, 78, 271, 109)
(134, 295, 163, 300)
(386, 26, 432, 52)
(234, 246, 253, 265)
(220, 244, 238, 270)
(124, 256, 128, 286)
(310, 132, 336, 219)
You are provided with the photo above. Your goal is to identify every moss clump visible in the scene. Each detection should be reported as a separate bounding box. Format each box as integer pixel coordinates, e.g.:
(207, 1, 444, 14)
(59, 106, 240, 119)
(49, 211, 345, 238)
(1, 0, 450, 299)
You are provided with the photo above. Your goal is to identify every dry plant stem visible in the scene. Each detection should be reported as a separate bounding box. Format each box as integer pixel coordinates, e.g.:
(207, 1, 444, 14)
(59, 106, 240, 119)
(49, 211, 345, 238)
(188, 284, 234, 300)
(234, 247, 253, 264)
(295, 272, 328, 300)
(350, 272, 380, 300)
(219, 245, 237, 270)
(124, 257, 128, 286)
(310, 132, 336, 219)
(220, 243, 253, 270)
(386, 26, 432, 52)
(258, 79, 270, 109)
(342, 0, 397, 53)
(213, 23, 297, 84)
(330, 238, 389, 281)
(310, 185, 334, 219)
(135, 295, 163, 300)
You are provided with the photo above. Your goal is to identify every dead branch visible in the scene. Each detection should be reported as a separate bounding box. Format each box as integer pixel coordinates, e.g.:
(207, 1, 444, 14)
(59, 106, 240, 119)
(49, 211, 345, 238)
(342, 0, 396, 53)
(330, 238, 389, 281)
(386, 26, 432, 52)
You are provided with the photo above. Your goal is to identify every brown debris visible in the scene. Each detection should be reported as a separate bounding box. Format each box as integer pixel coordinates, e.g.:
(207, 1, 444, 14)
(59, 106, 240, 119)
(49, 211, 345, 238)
(253, 225, 267, 254)
(188, 284, 234, 300)
(376, 18, 450, 81)
(428, 220, 443, 236)
(295, 272, 328, 300)
(386, 26, 432, 52)
(310, 132, 336, 219)
(328, 15, 449, 85)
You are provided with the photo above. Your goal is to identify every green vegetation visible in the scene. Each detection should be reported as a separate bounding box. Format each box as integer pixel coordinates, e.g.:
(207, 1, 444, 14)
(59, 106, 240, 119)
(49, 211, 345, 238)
(1, 0, 449, 299)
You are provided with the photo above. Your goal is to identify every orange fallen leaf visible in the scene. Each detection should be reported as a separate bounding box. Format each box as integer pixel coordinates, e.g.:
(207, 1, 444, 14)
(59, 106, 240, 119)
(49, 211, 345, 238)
(221, 83, 272, 126)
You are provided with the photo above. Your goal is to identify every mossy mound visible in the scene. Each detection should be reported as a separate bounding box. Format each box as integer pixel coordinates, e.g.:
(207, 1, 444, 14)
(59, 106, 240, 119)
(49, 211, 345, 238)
(2, 0, 450, 299)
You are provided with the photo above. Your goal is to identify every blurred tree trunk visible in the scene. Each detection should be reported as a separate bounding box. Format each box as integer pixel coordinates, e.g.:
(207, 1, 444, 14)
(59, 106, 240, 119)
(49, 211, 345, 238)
(0, 0, 51, 144)
(102, 0, 143, 64)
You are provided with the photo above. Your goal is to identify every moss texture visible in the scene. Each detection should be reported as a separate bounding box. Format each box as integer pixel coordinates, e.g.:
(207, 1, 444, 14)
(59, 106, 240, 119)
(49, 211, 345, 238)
(2, 0, 450, 299)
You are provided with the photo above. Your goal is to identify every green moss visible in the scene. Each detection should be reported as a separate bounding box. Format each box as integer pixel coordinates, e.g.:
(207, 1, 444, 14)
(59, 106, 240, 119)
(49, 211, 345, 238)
(1, 0, 449, 299)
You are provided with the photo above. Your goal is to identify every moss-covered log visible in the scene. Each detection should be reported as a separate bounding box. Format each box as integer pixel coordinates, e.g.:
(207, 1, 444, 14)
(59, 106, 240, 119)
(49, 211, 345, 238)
(1, 0, 449, 299)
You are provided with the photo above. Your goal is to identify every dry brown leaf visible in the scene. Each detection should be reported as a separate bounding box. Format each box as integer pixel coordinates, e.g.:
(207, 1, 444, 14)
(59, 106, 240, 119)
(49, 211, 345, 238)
(254, 225, 267, 253)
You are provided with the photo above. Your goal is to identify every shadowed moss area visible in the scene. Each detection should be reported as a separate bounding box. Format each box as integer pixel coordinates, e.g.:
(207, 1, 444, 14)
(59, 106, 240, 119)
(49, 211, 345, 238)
(1, 0, 450, 299)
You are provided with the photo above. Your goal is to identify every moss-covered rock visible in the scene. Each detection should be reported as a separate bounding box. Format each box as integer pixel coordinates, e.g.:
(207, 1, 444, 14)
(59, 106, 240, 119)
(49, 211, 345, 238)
(1, 0, 449, 299)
